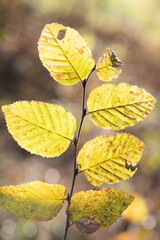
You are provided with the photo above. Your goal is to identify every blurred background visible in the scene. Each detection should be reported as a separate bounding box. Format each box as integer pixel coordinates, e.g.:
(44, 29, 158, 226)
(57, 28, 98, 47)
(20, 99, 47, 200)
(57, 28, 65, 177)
(0, 0, 160, 239)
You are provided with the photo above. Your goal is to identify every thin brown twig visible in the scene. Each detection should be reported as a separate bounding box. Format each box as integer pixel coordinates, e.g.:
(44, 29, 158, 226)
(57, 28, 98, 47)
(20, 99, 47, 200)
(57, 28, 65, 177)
(63, 65, 96, 240)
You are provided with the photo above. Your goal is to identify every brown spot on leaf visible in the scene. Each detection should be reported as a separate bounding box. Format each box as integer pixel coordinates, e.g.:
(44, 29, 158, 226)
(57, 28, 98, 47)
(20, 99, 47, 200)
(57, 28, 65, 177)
(78, 48, 84, 54)
(125, 161, 137, 172)
(57, 29, 66, 40)
(55, 74, 62, 80)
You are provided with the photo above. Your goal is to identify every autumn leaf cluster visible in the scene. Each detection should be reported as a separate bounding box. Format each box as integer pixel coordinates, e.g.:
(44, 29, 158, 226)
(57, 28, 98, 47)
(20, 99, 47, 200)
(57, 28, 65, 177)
(0, 23, 156, 236)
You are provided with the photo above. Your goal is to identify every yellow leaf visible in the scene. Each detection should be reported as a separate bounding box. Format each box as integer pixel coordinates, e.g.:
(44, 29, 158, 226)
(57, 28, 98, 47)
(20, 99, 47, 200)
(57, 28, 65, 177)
(96, 48, 123, 81)
(38, 23, 95, 85)
(77, 133, 144, 186)
(67, 188, 133, 234)
(87, 83, 156, 130)
(2, 101, 76, 158)
(0, 181, 66, 221)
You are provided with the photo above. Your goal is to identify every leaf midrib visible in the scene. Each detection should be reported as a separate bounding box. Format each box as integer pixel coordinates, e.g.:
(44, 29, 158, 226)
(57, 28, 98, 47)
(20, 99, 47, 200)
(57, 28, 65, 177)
(79, 150, 141, 172)
(47, 25, 82, 82)
(88, 100, 155, 114)
(96, 63, 120, 71)
(8, 111, 73, 142)
(3, 197, 65, 202)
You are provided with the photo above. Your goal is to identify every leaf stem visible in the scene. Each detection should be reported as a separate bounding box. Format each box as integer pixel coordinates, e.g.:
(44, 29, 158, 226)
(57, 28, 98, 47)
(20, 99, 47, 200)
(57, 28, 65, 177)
(63, 65, 96, 240)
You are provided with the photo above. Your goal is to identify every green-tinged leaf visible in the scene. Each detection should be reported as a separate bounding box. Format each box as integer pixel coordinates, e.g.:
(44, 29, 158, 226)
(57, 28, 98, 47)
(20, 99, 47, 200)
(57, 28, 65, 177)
(0, 181, 66, 221)
(77, 133, 144, 186)
(2, 101, 76, 158)
(96, 48, 123, 81)
(87, 83, 156, 130)
(38, 22, 95, 85)
(67, 188, 133, 234)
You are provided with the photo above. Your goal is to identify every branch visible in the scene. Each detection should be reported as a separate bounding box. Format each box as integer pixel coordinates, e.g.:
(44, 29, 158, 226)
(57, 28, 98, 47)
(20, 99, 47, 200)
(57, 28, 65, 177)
(63, 65, 96, 240)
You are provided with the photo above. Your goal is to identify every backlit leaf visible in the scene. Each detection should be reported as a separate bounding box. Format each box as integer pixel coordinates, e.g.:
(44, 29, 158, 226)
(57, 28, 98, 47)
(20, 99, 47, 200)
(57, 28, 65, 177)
(0, 181, 66, 221)
(96, 48, 123, 81)
(2, 101, 76, 158)
(77, 133, 144, 186)
(87, 83, 156, 130)
(67, 188, 133, 234)
(38, 23, 95, 85)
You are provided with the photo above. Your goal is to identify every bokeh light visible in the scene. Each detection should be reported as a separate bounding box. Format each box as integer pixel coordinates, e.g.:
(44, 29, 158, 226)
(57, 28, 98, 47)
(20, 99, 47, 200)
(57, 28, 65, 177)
(22, 222, 37, 238)
(44, 168, 60, 184)
(0, 219, 16, 240)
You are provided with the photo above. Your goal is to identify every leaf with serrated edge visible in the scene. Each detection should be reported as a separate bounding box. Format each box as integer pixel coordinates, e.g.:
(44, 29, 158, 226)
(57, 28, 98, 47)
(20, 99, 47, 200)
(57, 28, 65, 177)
(67, 188, 133, 234)
(2, 101, 76, 158)
(38, 22, 95, 85)
(96, 48, 123, 81)
(87, 83, 156, 130)
(0, 181, 66, 221)
(77, 133, 144, 186)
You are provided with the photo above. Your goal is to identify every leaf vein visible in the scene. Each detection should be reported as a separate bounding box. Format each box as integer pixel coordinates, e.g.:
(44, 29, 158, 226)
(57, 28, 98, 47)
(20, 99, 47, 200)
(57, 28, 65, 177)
(47, 26, 82, 81)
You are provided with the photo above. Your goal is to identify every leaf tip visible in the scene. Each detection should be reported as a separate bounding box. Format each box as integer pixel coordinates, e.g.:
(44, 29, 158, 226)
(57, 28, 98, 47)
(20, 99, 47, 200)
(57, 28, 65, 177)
(1, 104, 9, 114)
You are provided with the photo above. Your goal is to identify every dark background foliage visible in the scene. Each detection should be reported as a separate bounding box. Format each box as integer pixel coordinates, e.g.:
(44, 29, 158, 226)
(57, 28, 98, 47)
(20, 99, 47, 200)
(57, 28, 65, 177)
(0, 0, 160, 239)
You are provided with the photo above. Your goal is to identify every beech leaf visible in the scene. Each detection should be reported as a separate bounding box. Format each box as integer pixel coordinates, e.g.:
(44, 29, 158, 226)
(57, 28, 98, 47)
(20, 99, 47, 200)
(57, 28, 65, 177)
(96, 48, 123, 81)
(67, 188, 133, 234)
(0, 181, 66, 221)
(87, 83, 156, 130)
(2, 101, 76, 158)
(38, 22, 95, 85)
(77, 133, 144, 186)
